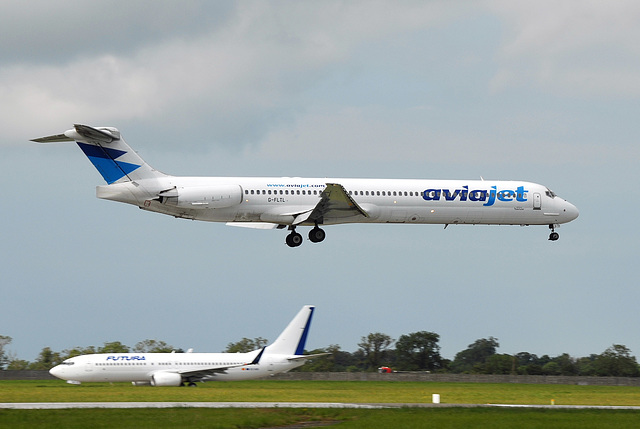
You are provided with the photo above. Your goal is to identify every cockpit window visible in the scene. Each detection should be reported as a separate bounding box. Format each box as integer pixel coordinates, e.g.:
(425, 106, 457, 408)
(61, 361, 75, 365)
(545, 188, 556, 198)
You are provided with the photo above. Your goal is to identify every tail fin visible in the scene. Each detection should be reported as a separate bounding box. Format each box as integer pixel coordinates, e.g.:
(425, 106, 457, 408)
(31, 124, 165, 184)
(265, 305, 315, 356)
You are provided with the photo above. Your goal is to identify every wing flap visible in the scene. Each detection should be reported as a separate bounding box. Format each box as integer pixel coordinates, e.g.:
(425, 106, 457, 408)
(308, 183, 369, 223)
(226, 222, 283, 230)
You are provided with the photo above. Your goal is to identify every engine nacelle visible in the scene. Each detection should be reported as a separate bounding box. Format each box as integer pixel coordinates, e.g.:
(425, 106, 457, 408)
(158, 185, 242, 209)
(150, 371, 183, 387)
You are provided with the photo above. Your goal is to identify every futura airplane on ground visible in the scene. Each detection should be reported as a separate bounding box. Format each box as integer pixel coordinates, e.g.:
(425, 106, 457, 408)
(33, 124, 578, 246)
(49, 305, 322, 386)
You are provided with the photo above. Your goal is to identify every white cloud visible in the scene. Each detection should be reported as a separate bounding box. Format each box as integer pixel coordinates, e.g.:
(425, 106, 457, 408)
(489, 0, 640, 97)
(2, 1, 459, 144)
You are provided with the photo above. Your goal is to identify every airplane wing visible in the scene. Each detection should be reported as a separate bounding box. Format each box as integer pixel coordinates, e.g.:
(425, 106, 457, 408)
(178, 347, 266, 382)
(226, 183, 369, 227)
(177, 364, 242, 380)
(307, 183, 370, 224)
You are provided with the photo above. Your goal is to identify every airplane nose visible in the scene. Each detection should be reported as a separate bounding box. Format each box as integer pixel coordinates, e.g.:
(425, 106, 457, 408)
(563, 200, 579, 222)
(49, 365, 62, 378)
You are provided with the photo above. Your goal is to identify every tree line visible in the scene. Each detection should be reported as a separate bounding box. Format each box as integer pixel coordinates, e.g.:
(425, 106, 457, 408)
(1, 332, 638, 377)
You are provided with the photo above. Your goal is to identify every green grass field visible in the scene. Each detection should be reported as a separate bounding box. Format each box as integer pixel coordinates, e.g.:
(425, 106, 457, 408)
(2, 379, 640, 406)
(2, 408, 640, 429)
(1, 380, 639, 428)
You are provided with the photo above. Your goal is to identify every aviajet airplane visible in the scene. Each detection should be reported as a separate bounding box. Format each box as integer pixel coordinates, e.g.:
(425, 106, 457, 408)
(33, 124, 579, 247)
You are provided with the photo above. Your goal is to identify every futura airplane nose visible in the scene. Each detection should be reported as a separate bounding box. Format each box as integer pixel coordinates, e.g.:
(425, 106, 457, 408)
(49, 365, 62, 378)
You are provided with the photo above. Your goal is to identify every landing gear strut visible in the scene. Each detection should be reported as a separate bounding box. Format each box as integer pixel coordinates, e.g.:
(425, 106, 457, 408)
(548, 224, 559, 241)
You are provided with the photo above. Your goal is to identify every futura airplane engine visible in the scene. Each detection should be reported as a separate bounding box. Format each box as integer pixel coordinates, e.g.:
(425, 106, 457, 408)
(150, 371, 183, 387)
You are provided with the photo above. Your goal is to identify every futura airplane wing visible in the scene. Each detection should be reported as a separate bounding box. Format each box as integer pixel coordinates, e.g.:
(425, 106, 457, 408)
(177, 347, 266, 381)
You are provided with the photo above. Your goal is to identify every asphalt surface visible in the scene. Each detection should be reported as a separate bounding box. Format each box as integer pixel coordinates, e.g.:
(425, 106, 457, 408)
(2, 402, 640, 410)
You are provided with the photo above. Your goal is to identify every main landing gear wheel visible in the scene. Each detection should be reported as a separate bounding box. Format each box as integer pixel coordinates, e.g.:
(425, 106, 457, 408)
(308, 227, 326, 243)
(286, 231, 303, 247)
(548, 224, 559, 241)
(188, 382, 197, 387)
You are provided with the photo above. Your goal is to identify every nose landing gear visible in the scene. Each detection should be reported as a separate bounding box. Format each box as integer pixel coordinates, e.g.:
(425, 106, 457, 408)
(548, 224, 559, 241)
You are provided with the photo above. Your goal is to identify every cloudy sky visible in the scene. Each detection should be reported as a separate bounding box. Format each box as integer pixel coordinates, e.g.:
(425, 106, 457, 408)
(2, 1, 639, 363)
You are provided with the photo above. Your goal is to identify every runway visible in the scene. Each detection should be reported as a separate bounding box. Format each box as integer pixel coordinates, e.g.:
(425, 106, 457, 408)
(2, 402, 640, 410)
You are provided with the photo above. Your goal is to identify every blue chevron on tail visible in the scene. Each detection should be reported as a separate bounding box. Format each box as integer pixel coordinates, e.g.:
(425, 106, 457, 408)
(76, 142, 141, 184)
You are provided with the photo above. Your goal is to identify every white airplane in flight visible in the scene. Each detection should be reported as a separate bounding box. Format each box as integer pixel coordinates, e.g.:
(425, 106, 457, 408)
(49, 305, 322, 386)
(33, 124, 578, 246)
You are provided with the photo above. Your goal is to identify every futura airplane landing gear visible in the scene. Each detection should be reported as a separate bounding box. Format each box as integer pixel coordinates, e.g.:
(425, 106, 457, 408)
(548, 224, 559, 241)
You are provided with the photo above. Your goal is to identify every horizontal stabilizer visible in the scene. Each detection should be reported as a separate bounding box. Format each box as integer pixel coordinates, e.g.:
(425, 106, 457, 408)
(73, 124, 118, 143)
(31, 133, 74, 143)
(31, 124, 120, 144)
(288, 352, 330, 361)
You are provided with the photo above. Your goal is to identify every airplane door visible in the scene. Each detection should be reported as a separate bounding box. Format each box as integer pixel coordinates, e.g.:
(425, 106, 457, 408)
(85, 363, 93, 372)
(533, 193, 542, 210)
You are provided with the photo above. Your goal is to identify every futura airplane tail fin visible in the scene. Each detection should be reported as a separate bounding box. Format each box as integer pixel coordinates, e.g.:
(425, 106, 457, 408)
(265, 305, 315, 356)
(32, 124, 166, 184)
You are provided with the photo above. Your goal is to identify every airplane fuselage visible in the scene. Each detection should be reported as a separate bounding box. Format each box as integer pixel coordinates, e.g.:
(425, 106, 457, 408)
(50, 351, 303, 385)
(33, 125, 579, 246)
(98, 176, 578, 227)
